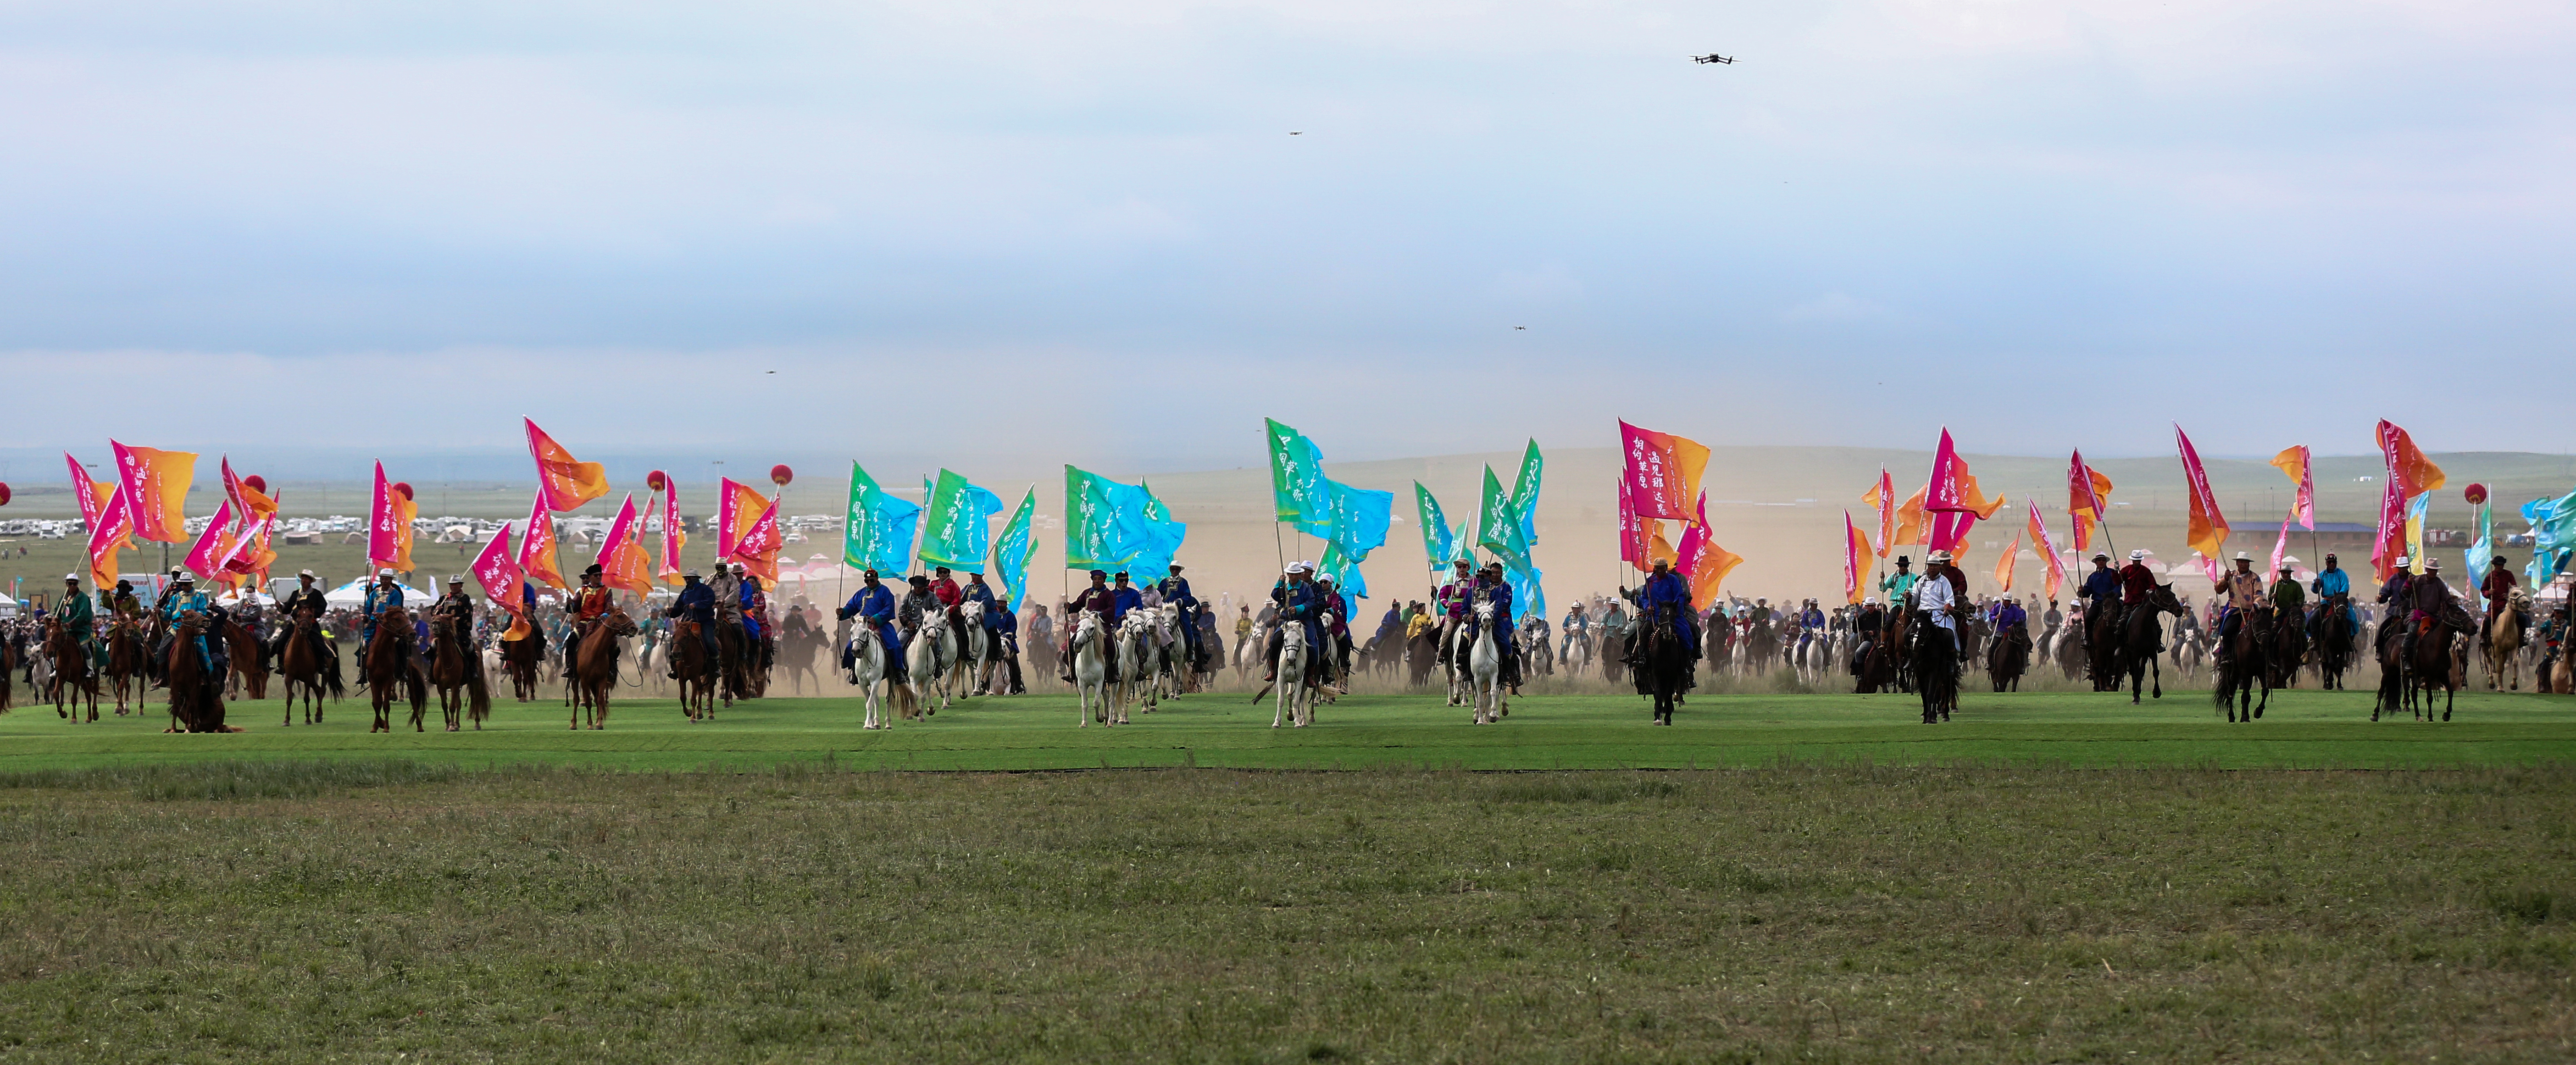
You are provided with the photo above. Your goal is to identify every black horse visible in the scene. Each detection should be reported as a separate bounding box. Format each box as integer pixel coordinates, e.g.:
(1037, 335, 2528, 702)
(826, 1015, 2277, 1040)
(1631, 605, 1697, 726)
(2118, 585, 2186, 704)
(2211, 606, 2271, 723)
(2311, 599, 2355, 691)
(1910, 610, 1957, 724)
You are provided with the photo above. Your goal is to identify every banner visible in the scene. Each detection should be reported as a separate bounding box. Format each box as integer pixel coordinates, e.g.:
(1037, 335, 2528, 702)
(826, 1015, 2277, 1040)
(2463, 499, 2492, 585)
(1414, 483, 1457, 570)
(2404, 491, 2429, 576)
(994, 488, 1036, 612)
(111, 440, 196, 544)
(1477, 465, 1531, 566)
(1507, 439, 1543, 547)
(918, 469, 1007, 574)
(1893, 485, 1929, 548)
(67, 453, 133, 552)
(85, 491, 130, 589)
(2376, 419, 2447, 499)
(2026, 499, 2067, 602)
(526, 417, 610, 512)
(716, 477, 772, 562)
(1618, 478, 1652, 571)
(1861, 467, 1897, 558)
(219, 456, 277, 523)
(2370, 475, 2405, 583)
(2174, 424, 2230, 563)
(519, 489, 566, 589)
(1264, 418, 1331, 528)
(1121, 481, 1189, 579)
(2269, 512, 2293, 578)
(1674, 491, 1742, 609)
(844, 463, 922, 577)
(2068, 449, 2112, 520)
(218, 509, 278, 583)
(2270, 445, 2314, 530)
(1842, 511, 1867, 605)
(1619, 420, 1709, 522)
(657, 488, 686, 587)
(1994, 533, 2021, 593)
(2523, 488, 2576, 587)
(1504, 562, 1544, 623)
(472, 523, 526, 614)
(1318, 542, 1366, 621)
(1065, 465, 1158, 573)
(366, 462, 416, 573)
(183, 499, 239, 582)
(600, 493, 655, 599)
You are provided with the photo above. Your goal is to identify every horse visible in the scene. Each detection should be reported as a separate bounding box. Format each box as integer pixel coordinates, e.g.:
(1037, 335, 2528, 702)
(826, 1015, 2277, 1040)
(2050, 616, 2088, 680)
(841, 621, 904, 729)
(670, 620, 719, 721)
(952, 601, 993, 699)
(222, 619, 269, 702)
(2210, 605, 2272, 724)
(500, 626, 545, 701)
(364, 608, 429, 733)
(957, 603, 1005, 697)
(1601, 627, 1629, 686)
(2267, 609, 2310, 691)
(569, 611, 635, 730)
(1561, 630, 1592, 676)
(2312, 600, 2357, 691)
(1466, 601, 1507, 725)
(161, 611, 239, 733)
(43, 620, 100, 722)
(712, 619, 748, 708)
(2486, 594, 2527, 691)
(1986, 621, 2031, 693)
(1632, 604, 1695, 725)
(2392, 603, 2471, 722)
(2086, 603, 2126, 693)
(1444, 617, 1474, 708)
(2118, 585, 2186, 704)
(1738, 616, 1779, 678)
(1268, 614, 1316, 728)
(1116, 612, 1160, 717)
(427, 614, 492, 732)
(909, 610, 956, 716)
(277, 611, 340, 726)
(1072, 612, 1115, 726)
(105, 617, 145, 716)
(2169, 628, 2205, 683)
(2373, 618, 2410, 721)
(1910, 611, 1958, 724)
(778, 611, 824, 695)
(1855, 614, 1903, 694)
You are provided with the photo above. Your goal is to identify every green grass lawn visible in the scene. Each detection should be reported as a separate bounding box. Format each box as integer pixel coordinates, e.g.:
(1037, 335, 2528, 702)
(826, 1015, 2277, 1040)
(9, 682, 2576, 772)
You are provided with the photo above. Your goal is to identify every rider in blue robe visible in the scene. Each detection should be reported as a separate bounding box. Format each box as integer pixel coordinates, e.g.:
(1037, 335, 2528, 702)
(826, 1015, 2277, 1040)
(835, 570, 907, 682)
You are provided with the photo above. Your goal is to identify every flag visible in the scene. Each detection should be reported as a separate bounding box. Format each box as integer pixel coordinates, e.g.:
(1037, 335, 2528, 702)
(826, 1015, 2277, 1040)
(66, 453, 133, 552)
(995, 488, 1036, 612)
(2404, 492, 2429, 576)
(716, 477, 774, 562)
(2027, 499, 2067, 602)
(2464, 500, 2492, 586)
(1842, 510, 1868, 605)
(525, 417, 610, 512)
(2376, 419, 2447, 499)
(1122, 481, 1190, 579)
(1646, 524, 1679, 570)
(472, 523, 526, 614)
(1618, 478, 1654, 572)
(657, 487, 686, 587)
(219, 456, 276, 523)
(2068, 449, 2113, 520)
(2523, 488, 2576, 587)
(732, 500, 782, 587)
(1318, 480, 1393, 559)
(1507, 439, 1543, 546)
(844, 463, 922, 578)
(1674, 491, 1742, 609)
(1923, 430, 2007, 554)
(1893, 485, 1929, 547)
(1318, 542, 1366, 621)
(1477, 465, 1531, 566)
(1505, 563, 1545, 622)
(519, 489, 566, 590)
(2269, 511, 2293, 578)
(2174, 424, 2230, 563)
(1065, 465, 1155, 573)
(1415, 483, 1457, 571)
(1619, 421, 1710, 522)
(111, 440, 196, 544)
(2270, 445, 2314, 530)
(1861, 467, 1897, 558)
(1264, 418, 1331, 528)
(184, 500, 239, 581)
(218, 509, 278, 583)
(918, 469, 1007, 574)
(2371, 476, 2405, 583)
(84, 491, 130, 590)
(1994, 533, 2021, 593)
(600, 493, 655, 599)
(366, 462, 417, 573)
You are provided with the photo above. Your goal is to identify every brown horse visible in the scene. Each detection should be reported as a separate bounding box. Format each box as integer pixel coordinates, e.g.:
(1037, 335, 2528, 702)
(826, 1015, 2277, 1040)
(365, 607, 428, 732)
(223, 619, 269, 701)
(670, 620, 718, 720)
(44, 619, 100, 722)
(105, 618, 145, 716)
(499, 625, 544, 701)
(277, 611, 340, 726)
(428, 614, 492, 731)
(0, 632, 16, 711)
(161, 612, 238, 732)
(571, 611, 636, 729)
(1986, 622, 2031, 692)
(2409, 609, 2468, 722)
(2210, 605, 2270, 723)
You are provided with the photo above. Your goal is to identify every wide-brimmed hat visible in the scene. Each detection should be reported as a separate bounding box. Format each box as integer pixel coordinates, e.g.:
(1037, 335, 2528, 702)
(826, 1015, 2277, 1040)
(61, 572, 78, 582)
(1927, 550, 1952, 563)
(298, 569, 317, 579)
(2234, 551, 2253, 562)
(1894, 555, 1910, 565)
(2425, 559, 2443, 570)
(175, 574, 195, 585)
(378, 568, 396, 578)
(683, 569, 701, 578)
(1285, 562, 1313, 575)
(448, 575, 465, 584)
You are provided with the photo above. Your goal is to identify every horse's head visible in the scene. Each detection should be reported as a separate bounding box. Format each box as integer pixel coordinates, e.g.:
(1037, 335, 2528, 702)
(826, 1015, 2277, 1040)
(960, 599, 984, 625)
(1073, 611, 1101, 644)
(603, 612, 638, 638)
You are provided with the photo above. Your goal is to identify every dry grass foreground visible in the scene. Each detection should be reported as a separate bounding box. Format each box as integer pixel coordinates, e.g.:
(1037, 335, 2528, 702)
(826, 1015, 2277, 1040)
(2, 762, 2573, 1063)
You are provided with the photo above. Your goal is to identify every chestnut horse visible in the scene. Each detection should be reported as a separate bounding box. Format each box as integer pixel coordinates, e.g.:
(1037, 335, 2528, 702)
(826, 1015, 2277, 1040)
(105, 618, 145, 716)
(278, 611, 341, 726)
(45, 619, 99, 722)
(223, 618, 269, 701)
(365, 607, 429, 732)
(161, 612, 238, 732)
(428, 614, 492, 731)
(571, 611, 637, 729)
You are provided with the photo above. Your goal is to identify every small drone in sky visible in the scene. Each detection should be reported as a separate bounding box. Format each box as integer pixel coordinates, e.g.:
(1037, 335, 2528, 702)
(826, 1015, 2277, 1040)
(1692, 54, 1734, 65)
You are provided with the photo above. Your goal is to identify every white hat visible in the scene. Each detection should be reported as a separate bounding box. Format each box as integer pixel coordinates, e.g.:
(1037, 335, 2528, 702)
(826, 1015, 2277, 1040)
(729, 561, 746, 571)
(683, 569, 701, 578)
(2129, 549, 2148, 561)
(2395, 555, 2410, 566)
(62, 572, 78, 582)
(1927, 550, 1953, 563)
(449, 575, 466, 584)
(1285, 561, 1313, 575)
(298, 569, 317, 579)
(378, 568, 395, 578)
(2234, 551, 2253, 561)
(1864, 596, 1878, 605)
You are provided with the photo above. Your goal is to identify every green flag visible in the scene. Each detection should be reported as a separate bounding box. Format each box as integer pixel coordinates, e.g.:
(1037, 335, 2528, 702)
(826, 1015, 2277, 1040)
(842, 462, 922, 577)
(1414, 482, 1455, 571)
(1477, 464, 1530, 566)
(1265, 417, 1329, 527)
(918, 469, 1005, 574)
(1507, 438, 1543, 547)
(994, 488, 1036, 612)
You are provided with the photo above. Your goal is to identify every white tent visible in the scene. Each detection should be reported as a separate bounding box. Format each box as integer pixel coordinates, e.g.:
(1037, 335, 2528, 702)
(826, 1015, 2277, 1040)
(322, 577, 436, 609)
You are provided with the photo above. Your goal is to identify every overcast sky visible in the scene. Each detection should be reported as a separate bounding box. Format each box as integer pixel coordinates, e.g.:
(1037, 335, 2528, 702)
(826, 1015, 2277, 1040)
(3, 0, 2568, 467)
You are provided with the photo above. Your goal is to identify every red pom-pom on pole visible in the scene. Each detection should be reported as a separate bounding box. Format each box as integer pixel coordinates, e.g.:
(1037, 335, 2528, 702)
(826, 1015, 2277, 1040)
(647, 470, 668, 493)
(392, 482, 415, 501)
(2465, 483, 2488, 505)
(770, 465, 793, 488)
(243, 474, 267, 494)
(0, 482, 11, 507)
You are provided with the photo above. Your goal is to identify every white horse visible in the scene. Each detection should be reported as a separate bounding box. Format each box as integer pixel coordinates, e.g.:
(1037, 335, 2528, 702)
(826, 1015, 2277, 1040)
(1117, 613, 1160, 716)
(1467, 601, 1506, 724)
(1271, 618, 1313, 728)
(955, 600, 994, 696)
(1799, 632, 1827, 685)
(1446, 617, 1475, 707)
(1071, 612, 1116, 726)
(909, 610, 957, 714)
(842, 621, 895, 729)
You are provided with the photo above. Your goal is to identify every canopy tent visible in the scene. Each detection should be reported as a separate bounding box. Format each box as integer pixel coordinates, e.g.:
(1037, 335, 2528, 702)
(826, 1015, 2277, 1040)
(322, 577, 436, 609)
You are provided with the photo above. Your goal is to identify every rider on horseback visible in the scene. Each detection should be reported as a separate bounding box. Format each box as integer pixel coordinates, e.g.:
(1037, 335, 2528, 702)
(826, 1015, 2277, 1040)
(1156, 565, 1204, 671)
(433, 575, 486, 683)
(1918, 551, 1962, 655)
(271, 569, 329, 666)
(56, 575, 100, 682)
(2374, 556, 2415, 653)
(1260, 562, 1327, 684)
(1880, 555, 1921, 609)
(1062, 570, 1120, 683)
(1626, 557, 1700, 660)
(2481, 555, 2528, 651)
(835, 568, 909, 683)
(665, 570, 718, 676)
(2307, 553, 2355, 638)
(2269, 561, 2305, 621)
(570, 565, 612, 663)
(1475, 562, 1522, 690)
(358, 569, 402, 674)
(2213, 553, 2264, 666)
(153, 574, 228, 679)
(2405, 558, 2460, 662)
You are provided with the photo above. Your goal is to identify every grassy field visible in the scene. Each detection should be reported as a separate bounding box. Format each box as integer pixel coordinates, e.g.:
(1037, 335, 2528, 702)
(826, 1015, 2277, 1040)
(4, 760, 2575, 1062)
(7, 684, 2576, 773)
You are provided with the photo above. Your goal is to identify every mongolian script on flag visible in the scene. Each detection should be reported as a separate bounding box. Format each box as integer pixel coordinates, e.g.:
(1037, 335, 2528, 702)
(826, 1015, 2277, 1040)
(1619, 421, 1708, 523)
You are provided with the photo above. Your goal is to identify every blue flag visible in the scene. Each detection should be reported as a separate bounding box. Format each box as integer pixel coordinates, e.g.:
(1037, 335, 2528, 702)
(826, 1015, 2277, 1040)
(1505, 562, 1545, 623)
(994, 488, 1036, 612)
(844, 462, 923, 579)
(1320, 479, 1393, 560)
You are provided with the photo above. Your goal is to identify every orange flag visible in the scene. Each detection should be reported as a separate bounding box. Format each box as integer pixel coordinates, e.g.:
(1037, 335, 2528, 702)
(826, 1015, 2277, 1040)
(599, 493, 655, 600)
(110, 440, 196, 544)
(1842, 510, 1869, 605)
(518, 490, 566, 589)
(1645, 524, 1679, 570)
(184, 500, 241, 582)
(1893, 485, 1929, 547)
(220, 456, 276, 523)
(526, 418, 611, 513)
(2175, 424, 2230, 562)
(1675, 491, 1742, 608)
(2270, 445, 2314, 530)
(1860, 468, 1897, 558)
(2376, 419, 2445, 499)
(85, 491, 131, 589)
(2026, 499, 2067, 602)
(1993, 533, 2021, 593)
(365, 462, 417, 573)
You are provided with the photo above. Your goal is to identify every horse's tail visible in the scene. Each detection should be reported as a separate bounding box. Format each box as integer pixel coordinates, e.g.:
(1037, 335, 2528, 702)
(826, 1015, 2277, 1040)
(466, 670, 492, 721)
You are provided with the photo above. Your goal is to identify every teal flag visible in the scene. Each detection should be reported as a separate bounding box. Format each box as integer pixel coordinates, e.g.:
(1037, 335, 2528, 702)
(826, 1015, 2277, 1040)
(1505, 562, 1545, 622)
(1319, 542, 1365, 621)
(2523, 488, 2576, 585)
(1414, 482, 1455, 571)
(1320, 479, 1393, 560)
(1477, 464, 1530, 566)
(842, 462, 922, 578)
(1507, 438, 1543, 547)
(918, 469, 1005, 573)
(994, 488, 1036, 612)
(1065, 465, 1156, 573)
(1265, 418, 1330, 528)
(2465, 500, 2493, 588)
(1121, 481, 1189, 579)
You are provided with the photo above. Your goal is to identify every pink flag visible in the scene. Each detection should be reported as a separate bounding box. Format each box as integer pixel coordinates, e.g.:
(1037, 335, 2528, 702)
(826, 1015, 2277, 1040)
(517, 490, 565, 589)
(366, 462, 401, 570)
(1618, 421, 1710, 523)
(1874, 467, 1896, 559)
(2174, 424, 2229, 562)
(84, 491, 131, 589)
(2370, 475, 2405, 582)
(1842, 510, 1866, 605)
(472, 522, 526, 614)
(219, 510, 277, 580)
(2269, 511, 2293, 578)
(658, 486, 687, 587)
(600, 493, 655, 599)
(1929, 509, 1979, 555)
(2026, 499, 2067, 602)
(184, 499, 238, 580)
(1926, 428, 1965, 512)
(219, 456, 275, 523)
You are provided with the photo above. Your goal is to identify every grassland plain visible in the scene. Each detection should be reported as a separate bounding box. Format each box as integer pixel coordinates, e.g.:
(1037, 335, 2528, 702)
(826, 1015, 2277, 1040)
(3, 761, 2576, 1062)
(6, 685, 2576, 773)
